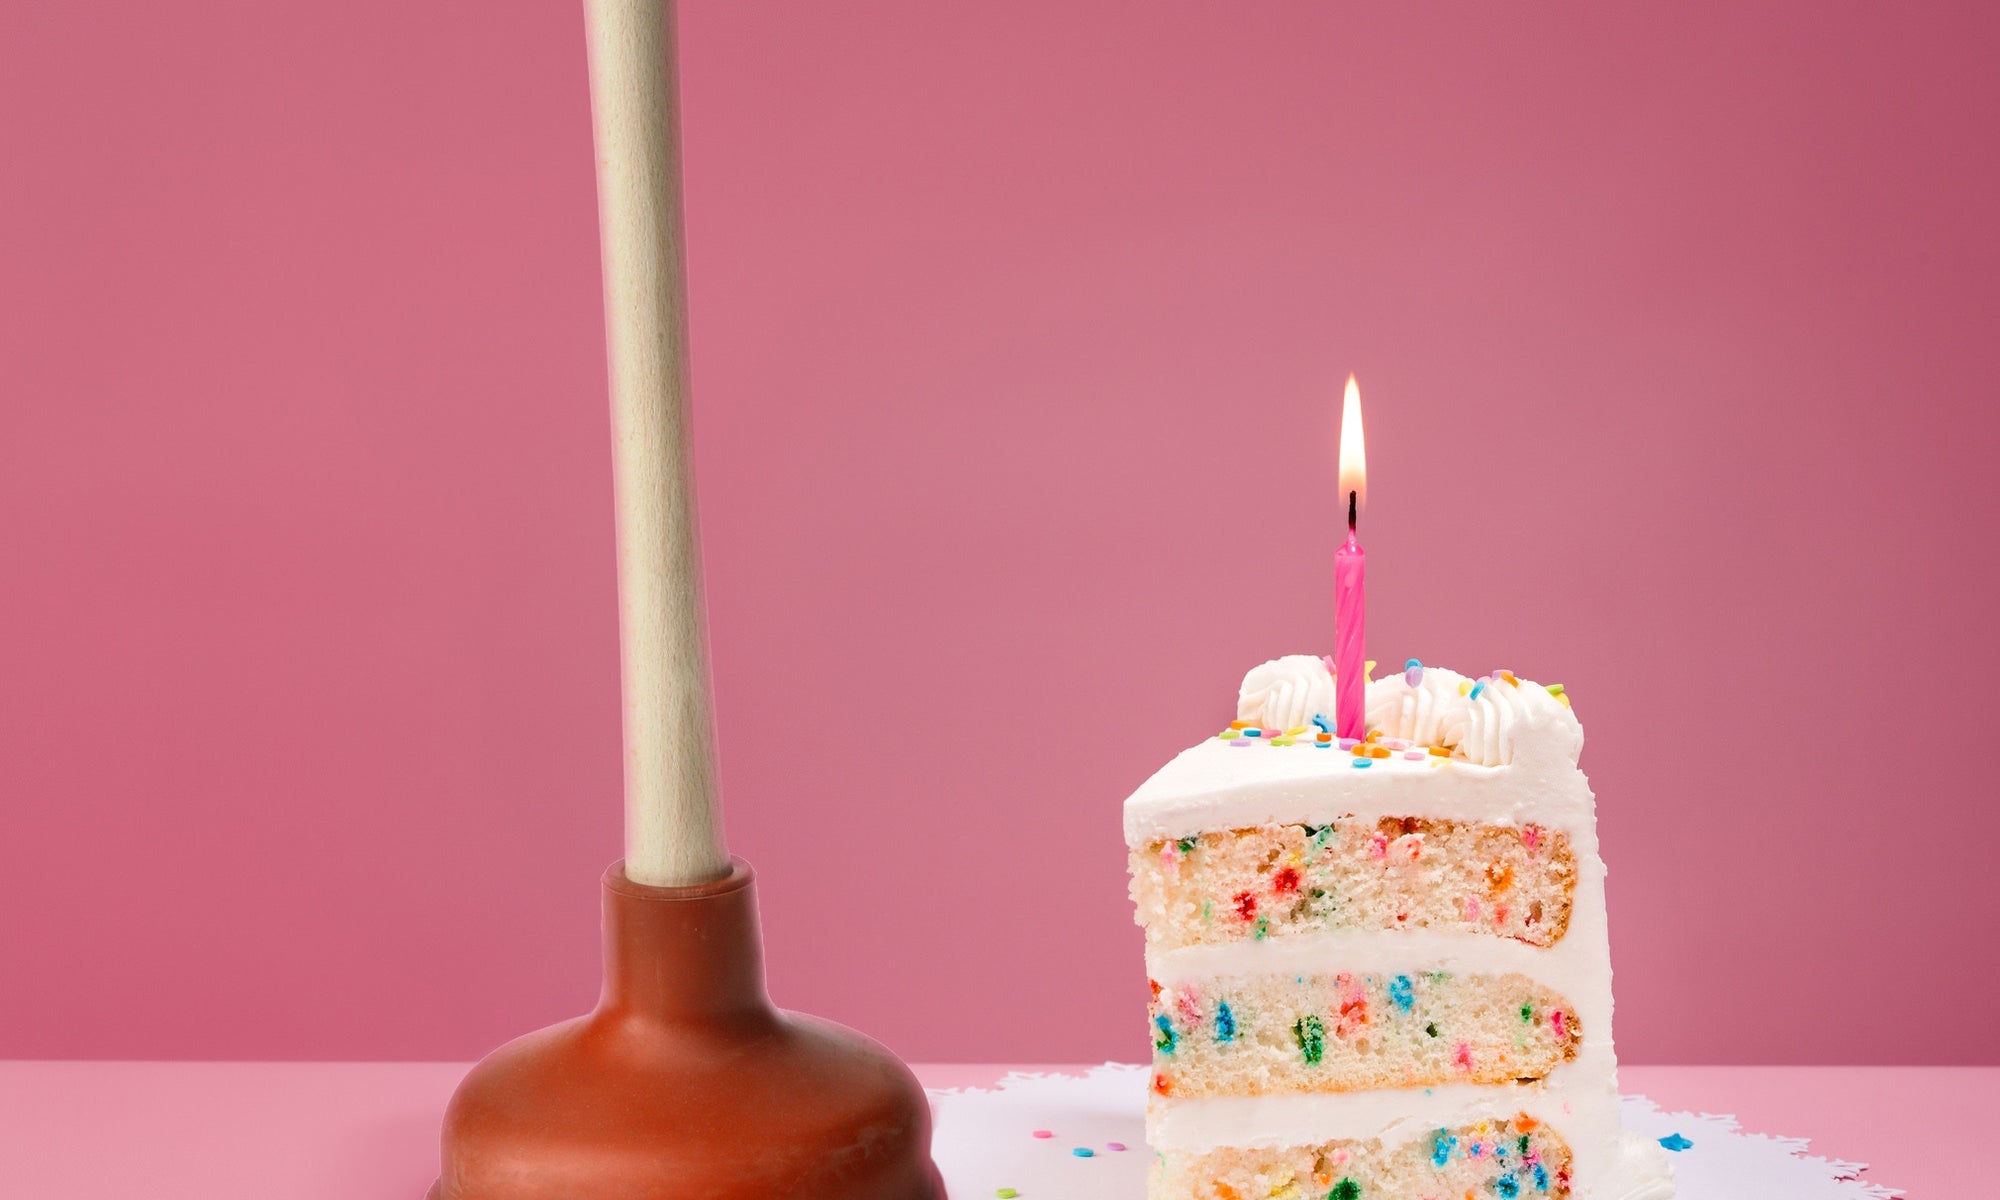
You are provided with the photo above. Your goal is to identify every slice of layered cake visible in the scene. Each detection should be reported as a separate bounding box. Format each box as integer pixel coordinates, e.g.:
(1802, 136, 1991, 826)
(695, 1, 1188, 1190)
(1126, 655, 1673, 1200)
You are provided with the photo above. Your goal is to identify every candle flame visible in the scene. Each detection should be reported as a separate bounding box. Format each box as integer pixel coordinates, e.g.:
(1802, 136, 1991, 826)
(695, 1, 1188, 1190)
(1338, 374, 1366, 517)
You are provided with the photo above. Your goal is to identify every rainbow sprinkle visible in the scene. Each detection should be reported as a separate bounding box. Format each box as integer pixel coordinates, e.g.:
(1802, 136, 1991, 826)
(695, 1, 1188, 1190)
(1071, 1147, 1094, 1158)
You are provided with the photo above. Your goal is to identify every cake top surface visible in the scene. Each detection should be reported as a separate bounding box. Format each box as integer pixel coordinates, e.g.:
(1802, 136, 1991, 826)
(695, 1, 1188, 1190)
(1122, 656, 1589, 845)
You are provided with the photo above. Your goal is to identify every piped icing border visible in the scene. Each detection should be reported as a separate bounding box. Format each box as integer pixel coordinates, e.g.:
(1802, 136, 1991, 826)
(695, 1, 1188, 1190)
(1232, 656, 1581, 770)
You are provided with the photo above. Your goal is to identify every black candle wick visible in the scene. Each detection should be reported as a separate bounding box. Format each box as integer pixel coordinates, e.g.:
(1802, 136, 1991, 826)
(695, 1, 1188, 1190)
(1347, 489, 1357, 533)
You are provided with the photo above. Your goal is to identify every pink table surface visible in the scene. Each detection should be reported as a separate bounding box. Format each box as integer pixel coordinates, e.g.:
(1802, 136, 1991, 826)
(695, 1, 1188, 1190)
(0, 1062, 1982, 1197)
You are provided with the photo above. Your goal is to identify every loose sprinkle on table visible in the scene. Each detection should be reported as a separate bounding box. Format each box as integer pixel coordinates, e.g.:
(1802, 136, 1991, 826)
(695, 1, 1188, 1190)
(1106, 1142, 1127, 1151)
(1072, 1147, 1095, 1158)
(997, 1189, 1019, 1198)
(1659, 1133, 1693, 1152)
(1031, 1130, 1052, 1139)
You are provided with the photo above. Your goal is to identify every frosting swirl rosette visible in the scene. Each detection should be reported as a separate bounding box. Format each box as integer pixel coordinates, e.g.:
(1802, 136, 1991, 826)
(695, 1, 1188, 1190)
(1236, 655, 1339, 731)
(1365, 664, 1582, 767)
(1366, 664, 1470, 749)
(1455, 673, 1583, 767)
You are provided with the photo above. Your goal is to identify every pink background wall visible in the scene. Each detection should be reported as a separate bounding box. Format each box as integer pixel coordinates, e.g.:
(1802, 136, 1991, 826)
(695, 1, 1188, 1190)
(3, 2, 1996, 1065)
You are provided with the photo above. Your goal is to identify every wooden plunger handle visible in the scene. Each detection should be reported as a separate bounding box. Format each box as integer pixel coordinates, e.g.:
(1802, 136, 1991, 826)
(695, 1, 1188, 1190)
(582, 0, 727, 887)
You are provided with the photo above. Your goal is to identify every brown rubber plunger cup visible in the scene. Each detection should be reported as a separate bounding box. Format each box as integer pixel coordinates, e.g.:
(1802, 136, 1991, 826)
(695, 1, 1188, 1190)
(430, 860, 944, 1198)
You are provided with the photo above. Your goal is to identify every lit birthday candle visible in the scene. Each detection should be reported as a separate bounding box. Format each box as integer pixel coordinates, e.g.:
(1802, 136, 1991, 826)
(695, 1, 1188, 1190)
(1334, 375, 1367, 739)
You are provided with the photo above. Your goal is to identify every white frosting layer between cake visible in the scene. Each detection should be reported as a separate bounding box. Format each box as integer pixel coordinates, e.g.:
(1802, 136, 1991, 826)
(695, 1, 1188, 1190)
(1146, 927, 1589, 991)
(1128, 658, 1673, 1199)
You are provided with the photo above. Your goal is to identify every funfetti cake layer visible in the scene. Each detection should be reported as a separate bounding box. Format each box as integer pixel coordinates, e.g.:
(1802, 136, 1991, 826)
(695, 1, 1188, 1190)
(1131, 818, 1578, 951)
(1124, 656, 1673, 1200)
(1153, 1114, 1575, 1200)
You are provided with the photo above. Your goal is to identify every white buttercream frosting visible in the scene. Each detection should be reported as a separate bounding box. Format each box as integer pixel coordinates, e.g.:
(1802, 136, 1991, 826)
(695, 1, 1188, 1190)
(1123, 743, 1585, 848)
(1236, 654, 1338, 732)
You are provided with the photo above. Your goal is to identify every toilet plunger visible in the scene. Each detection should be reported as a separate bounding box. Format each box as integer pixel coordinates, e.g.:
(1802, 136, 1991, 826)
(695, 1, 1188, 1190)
(428, 2, 946, 1195)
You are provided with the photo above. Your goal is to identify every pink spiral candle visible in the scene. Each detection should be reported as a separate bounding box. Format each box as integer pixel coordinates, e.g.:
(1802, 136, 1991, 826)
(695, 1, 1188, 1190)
(1333, 374, 1367, 740)
(1334, 527, 1366, 739)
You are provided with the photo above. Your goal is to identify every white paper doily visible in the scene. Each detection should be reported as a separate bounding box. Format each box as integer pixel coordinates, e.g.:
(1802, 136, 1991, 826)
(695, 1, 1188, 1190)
(929, 1064, 1901, 1199)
